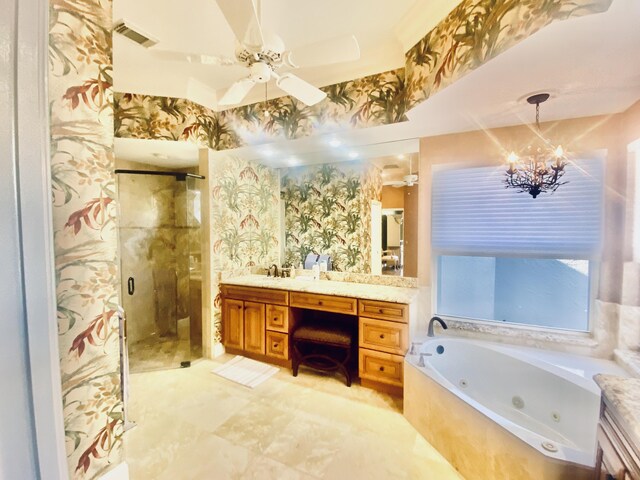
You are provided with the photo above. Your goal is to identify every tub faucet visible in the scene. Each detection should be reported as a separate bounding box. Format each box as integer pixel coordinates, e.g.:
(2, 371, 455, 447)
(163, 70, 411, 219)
(267, 264, 279, 278)
(427, 316, 448, 337)
(417, 352, 432, 367)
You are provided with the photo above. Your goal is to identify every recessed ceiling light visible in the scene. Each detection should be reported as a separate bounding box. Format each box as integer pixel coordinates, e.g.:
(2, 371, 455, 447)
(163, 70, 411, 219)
(329, 138, 342, 148)
(348, 151, 359, 159)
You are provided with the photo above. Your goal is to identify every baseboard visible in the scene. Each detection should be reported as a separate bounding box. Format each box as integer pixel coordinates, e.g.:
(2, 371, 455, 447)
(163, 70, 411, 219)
(212, 342, 225, 358)
(99, 462, 129, 480)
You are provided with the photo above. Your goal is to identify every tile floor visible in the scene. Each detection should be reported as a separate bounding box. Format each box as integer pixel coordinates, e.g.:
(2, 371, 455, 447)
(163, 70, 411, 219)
(124, 355, 463, 479)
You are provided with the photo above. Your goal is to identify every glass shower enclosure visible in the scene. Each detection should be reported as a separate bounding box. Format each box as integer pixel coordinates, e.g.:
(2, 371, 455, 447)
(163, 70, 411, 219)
(116, 169, 203, 372)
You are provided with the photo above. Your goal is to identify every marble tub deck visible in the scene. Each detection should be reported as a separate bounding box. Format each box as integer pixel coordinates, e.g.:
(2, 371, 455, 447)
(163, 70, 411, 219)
(124, 356, 462, 480)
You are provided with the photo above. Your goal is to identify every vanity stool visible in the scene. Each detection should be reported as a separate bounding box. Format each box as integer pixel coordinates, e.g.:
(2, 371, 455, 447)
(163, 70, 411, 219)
(291, 320, 354, 387)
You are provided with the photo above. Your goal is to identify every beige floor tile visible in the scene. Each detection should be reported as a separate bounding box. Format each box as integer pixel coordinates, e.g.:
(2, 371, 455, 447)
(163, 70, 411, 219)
(262, 412, 351, 477)
(124, 358, 461, 480)
(242, 456, 318, 480)
(154, 434, 252, 480)
(214, 400, 294, 454)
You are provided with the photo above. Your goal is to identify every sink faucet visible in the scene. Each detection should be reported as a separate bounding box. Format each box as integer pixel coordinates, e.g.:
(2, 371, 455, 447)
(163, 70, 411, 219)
(267, 264, 279, 278)
(427, 316, 448, 337)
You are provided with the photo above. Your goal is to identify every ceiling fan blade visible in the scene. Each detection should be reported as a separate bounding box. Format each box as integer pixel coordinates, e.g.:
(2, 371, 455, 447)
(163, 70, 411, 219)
(286, 35, 360, 69)
(152, 50, 236, 66)
(276, 73, 326, 106)
(216, 0, 264, 49)
(219, 78, 256, 106)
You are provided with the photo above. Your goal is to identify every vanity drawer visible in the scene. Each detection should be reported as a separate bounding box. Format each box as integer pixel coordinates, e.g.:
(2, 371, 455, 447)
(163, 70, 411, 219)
(358, 300, 408, 323)
(359, 348, 404, 387)
(266, 304, 289, 333)
(221, 285, 289, 306)
(266, 331, 289, 361)
(290, 292, 357, 315)
(359, 317, 408, 355)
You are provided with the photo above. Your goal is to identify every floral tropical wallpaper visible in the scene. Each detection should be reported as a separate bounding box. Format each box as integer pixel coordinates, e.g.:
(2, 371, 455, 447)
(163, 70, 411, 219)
(404, 0, 613, 109)
(40, 1, 615, 476)
(210, 156, 281, 343)
(49, 0, 122, 478)
(114, 68, 406, 149)
(281, 162, 382, 273)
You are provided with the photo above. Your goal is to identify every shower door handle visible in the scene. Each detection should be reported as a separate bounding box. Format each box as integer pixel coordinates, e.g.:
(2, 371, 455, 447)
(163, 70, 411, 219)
(127, 277, 135, 296)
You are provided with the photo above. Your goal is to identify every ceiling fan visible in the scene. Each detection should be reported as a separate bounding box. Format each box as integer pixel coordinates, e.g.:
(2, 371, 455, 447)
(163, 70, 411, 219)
(154, 0, 361, 107)
(387, 155, 419, 188)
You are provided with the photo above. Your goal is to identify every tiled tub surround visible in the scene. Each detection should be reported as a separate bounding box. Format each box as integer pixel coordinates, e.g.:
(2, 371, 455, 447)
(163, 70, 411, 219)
(404, 337, 628, 480)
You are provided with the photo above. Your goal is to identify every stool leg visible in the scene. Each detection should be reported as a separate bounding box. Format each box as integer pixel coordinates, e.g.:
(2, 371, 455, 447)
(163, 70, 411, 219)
(292, 343, 299, 377)
(342, 365, 351, 387)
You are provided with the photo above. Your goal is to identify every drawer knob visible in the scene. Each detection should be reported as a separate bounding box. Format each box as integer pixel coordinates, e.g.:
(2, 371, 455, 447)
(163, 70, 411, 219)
(318, 301, 323, 305)
(379, 334, 385, 339)
(273, 342, 279, 348)
(237, 305, 242, 310)
(379, 366, 385, 372)
(273, 317, 278, 321)
(378, 308, 384, 313)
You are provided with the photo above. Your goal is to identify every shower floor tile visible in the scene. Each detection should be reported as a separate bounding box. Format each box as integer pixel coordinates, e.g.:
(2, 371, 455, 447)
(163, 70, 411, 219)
(128, 334, 200, 372)
(124, 357, 463, 480)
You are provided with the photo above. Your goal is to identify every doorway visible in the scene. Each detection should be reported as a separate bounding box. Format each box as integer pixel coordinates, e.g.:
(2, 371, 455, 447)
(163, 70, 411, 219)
(116, 169, 203, 372)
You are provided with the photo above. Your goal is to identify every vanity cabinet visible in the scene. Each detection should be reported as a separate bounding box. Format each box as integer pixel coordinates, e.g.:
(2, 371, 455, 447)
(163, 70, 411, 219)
(220, 282, 415, 395)
(594, 389, 640, 480)
(358, 299, 409, 393)
(221, 285, 291, 365)
(290, 291, 357, 315)
(222, 298, 244, 351)
(243, 302, 265, 354)
(221, 299, 266, 354)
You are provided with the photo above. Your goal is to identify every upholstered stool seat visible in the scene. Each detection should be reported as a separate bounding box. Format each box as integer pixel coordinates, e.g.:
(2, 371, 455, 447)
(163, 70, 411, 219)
(291, 320, 353, 387)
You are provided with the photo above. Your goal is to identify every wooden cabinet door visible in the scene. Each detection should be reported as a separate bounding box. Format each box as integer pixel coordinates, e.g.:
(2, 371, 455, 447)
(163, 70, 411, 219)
(223, 298, 244, 350)
(244, 301, 265, 354)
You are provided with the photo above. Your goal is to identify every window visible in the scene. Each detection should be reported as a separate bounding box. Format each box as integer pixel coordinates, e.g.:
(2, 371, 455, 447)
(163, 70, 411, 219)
(433, 159, 603, 331)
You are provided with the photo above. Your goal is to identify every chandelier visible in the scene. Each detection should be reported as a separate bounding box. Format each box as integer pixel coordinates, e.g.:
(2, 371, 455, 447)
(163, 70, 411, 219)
(505, 93, 567, 198)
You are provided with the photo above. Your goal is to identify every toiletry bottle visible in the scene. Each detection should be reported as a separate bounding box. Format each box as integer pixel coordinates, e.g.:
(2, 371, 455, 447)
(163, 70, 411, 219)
(290, 264, 296, 279)
(312, 262, 320, 281)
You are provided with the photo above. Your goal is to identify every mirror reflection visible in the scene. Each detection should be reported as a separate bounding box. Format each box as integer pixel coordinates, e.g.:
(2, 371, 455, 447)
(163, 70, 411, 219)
(279, 144, 418, 278)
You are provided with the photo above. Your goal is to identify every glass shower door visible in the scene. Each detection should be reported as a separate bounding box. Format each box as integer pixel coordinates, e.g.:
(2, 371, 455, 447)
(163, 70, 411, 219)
(117, 171, 193, 372)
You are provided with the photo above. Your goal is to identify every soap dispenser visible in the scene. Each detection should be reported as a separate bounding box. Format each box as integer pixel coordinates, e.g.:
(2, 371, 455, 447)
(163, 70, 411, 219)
(312, 261, 320, 281)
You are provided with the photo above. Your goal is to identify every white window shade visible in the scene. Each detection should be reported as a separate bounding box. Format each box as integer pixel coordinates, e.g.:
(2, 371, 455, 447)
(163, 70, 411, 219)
(432, 158, 604, 258)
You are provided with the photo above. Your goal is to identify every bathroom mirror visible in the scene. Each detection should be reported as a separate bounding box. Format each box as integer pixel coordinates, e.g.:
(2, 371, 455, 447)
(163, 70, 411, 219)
(278, 140, 419, 278)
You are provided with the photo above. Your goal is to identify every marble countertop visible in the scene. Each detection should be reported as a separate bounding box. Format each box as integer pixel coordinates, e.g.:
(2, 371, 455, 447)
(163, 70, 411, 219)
(222, 274, 418, 304)
(594, 374, 640, 447)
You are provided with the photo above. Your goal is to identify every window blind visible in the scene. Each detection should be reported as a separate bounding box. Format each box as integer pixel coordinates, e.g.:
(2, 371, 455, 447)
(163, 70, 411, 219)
(431, 158, 603, 258)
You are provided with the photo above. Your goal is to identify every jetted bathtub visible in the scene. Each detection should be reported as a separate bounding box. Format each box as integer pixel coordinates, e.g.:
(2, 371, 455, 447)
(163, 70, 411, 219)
(404, 337, 628, 480)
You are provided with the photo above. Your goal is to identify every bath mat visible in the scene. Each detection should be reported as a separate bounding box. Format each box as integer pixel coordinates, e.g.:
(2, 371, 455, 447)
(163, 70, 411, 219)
(212, 356, 278, 388)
